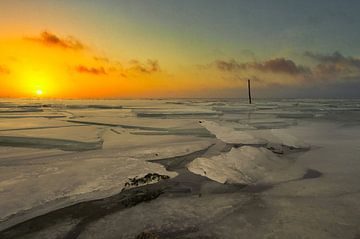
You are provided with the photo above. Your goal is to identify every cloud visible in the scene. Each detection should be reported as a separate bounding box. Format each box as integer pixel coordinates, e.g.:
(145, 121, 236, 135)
(76, 65, 107, 75)
(73, 58, 161, 78)
(214, 58, 309, 75)
(257, 58, 309, 75)
(214, 59, 241, 72)
(129, 59, 161, 74)
(0, 65, 10, 74)
(208, 52, 360, 87)
(305, 51, 360, 80)
(25, 31, 84, 50)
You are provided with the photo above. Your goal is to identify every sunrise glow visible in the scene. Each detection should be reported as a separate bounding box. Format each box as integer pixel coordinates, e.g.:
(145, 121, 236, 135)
(36, 89, 43, 96)
(0, 2, 360, 238)
(0, 1, 359, 99)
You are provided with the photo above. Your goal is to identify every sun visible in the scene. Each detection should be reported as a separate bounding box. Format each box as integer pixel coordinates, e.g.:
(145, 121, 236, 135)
(36, 89, 43, 96)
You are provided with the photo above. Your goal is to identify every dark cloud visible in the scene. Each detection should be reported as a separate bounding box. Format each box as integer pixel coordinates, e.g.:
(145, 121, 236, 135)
(209, 52, 360, 86)
(25, 31, 84, 50)
(257, 58, 309, 75)
(130, 59, 161, 74)
(305, 51, 360, 66)
(0, 65, 10, 74)
(214, 58, 309, 75)
(75, 59, 161, 78)
(215, 59, 241, 72)
(305, 51, 360, 80)
(76, 65, 107, 75)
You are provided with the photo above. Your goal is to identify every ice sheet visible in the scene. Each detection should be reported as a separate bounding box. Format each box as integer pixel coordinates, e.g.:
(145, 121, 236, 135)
(199, 120, 267, 145)
(0, 154, 177, 226)
(0, 98, 360, 238)
(188, 146, 304, 184)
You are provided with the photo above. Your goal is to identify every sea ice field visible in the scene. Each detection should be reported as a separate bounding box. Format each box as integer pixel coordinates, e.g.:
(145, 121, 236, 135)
(0, 98, 359, 239)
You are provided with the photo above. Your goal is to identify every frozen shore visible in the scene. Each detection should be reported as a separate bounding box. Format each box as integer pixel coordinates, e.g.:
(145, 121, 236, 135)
(0, 99, 359, 239)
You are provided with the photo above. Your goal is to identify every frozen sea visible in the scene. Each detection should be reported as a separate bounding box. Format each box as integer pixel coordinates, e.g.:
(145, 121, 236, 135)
(0, 98, 359, 239)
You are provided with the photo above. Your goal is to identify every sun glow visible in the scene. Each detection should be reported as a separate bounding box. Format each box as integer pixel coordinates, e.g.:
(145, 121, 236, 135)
(18, 65, 58, 98)
(0, 35, 178, 98)
(36, 89, 43, 96)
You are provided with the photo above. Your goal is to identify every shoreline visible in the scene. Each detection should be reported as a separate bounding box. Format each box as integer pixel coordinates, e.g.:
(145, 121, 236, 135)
(0, 140, 321, 239)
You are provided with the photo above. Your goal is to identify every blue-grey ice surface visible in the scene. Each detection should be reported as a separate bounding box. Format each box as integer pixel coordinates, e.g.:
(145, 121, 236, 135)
(0, 98, 359, 239)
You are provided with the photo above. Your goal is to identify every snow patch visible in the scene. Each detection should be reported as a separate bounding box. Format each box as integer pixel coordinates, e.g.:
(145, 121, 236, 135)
(271, 129, 310, 149)
(188, 146, 304, 184)
(199, 121, 267, 145)
(0, 156, 176, 223)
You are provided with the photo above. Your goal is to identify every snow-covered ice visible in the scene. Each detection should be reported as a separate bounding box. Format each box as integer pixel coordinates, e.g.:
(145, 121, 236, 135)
(188, 146, 305, 184)
(199, 120, 267, 145)
(0, 99, 359, 239)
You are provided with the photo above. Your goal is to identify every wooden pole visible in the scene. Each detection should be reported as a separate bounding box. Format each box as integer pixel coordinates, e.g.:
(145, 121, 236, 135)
(247, 79, 252, 104)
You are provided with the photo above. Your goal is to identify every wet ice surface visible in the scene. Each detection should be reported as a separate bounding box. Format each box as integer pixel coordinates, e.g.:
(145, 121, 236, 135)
(188, 146, 306, 185)
(0, 99, 359, 239)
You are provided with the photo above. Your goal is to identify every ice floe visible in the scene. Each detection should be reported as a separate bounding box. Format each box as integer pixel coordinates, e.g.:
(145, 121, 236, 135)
(199, 120, 267, 145)
(0, 155, 177, 226)
(271, 129, 310, 149)
(1, 98, 360, 237)
(188, 146, 305, 184)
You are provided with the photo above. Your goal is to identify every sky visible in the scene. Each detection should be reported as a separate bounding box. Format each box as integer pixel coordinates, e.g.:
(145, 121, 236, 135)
(0, 0, 360, 98)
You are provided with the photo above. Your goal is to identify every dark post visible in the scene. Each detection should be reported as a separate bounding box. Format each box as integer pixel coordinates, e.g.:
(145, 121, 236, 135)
(247, 79, 252, 104)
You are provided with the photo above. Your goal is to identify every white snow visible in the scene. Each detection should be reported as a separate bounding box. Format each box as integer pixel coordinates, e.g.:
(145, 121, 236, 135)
(199, 120, 267, 145)
(188, 146, 304, 184)
(271, 128, 310, 149)
(0, 154, 177, 225)
(1, 98, 360, 238)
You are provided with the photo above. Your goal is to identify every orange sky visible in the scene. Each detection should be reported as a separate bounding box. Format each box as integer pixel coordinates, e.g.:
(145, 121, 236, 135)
(0, 33, 173, 98)
(0, 31, 246, 98)
(1, 1, 360, 98)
